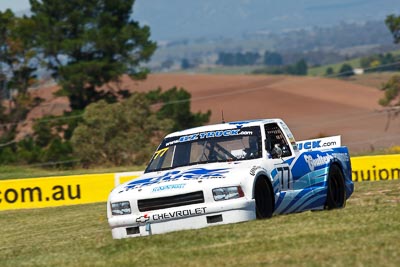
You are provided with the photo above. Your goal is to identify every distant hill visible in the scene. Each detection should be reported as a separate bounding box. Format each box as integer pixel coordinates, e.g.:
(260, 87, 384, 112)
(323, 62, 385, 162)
(133, 0, 400, 70)
(149, 19, 398, 71)
(134, 0, 400, 41)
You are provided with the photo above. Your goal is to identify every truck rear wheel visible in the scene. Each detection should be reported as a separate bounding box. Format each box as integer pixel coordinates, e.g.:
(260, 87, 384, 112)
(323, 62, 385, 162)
(254, 177, 273, 219)
(325, 164, 346, 209)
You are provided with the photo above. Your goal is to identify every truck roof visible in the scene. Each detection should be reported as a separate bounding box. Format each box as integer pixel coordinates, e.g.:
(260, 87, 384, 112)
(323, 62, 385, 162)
(166, 118, 284, 138)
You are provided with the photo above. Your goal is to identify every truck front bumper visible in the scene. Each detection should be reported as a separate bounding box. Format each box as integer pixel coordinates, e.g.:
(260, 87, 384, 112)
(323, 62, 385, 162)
(108, 198, 256, 239)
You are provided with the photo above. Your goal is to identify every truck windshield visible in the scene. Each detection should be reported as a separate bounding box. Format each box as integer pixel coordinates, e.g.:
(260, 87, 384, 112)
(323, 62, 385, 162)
(145, 126, 262, 173)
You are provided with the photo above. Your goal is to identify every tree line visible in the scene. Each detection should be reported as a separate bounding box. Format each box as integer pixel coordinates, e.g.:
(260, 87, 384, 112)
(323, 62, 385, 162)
(0, 1, 210, 168)
(216, 51, 283, 66)
(215, 50, 307, 75)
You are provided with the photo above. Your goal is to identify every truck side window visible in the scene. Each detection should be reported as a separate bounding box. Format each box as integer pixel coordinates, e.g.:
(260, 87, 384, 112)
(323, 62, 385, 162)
(264, 123, 292, 158)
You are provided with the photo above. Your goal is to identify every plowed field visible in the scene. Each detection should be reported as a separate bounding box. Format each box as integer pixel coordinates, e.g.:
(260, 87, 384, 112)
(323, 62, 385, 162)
(124, 73, 400, 153)
(23, 73, 400, 153)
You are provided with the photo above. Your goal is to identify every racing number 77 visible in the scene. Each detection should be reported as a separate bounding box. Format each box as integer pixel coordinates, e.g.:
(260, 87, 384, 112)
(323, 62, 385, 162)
(277, 166, 292, 190)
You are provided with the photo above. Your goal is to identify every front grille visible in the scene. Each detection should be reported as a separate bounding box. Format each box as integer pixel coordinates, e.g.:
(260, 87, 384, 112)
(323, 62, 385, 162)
(137, 191, 204, 212)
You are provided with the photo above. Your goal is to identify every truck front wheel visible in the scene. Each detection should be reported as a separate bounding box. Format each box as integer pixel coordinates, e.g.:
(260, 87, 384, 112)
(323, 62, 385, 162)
(254, 177, 274, 219)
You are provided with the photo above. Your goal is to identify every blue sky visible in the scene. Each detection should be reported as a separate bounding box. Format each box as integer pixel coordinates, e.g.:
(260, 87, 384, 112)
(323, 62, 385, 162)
(0, 0, 30, 11)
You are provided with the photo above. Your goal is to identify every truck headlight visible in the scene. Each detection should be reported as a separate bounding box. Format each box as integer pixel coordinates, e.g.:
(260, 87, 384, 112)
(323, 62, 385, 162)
(111, 201, 131, 215)
(212, 186, 244, 201)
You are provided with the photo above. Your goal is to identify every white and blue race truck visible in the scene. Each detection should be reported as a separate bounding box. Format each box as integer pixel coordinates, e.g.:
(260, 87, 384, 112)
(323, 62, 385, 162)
(107, 119, 354, 239)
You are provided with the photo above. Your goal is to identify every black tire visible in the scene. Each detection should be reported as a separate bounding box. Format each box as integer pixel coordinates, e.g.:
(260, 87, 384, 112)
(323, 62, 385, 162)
(254, 177, 274, 219)
(325, 164, 346, 210)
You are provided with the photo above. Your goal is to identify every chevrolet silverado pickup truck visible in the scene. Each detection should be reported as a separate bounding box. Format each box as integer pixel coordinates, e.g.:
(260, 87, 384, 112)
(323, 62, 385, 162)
(107, 119, 353, 239)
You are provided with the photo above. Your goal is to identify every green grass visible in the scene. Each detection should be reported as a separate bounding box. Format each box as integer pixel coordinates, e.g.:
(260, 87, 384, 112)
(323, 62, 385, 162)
(308, 49, 400, 77)
(0, 165, 145, 180)
(308, 58, 363, 77)
(1, 180, 399, 267)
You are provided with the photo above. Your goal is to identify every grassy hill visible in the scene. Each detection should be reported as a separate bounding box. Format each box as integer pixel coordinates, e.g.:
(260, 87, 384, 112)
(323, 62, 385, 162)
(308, 58, 363, 76)
(308, 49, 400, 77)
(1, 180, 399, 266)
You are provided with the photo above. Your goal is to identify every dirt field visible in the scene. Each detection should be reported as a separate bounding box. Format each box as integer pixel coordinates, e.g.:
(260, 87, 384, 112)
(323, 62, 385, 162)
(127, 73, 400, 154)
(23, 73, 400, 154)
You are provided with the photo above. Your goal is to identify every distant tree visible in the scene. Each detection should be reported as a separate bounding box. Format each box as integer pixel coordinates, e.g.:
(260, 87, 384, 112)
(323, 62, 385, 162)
(376, 53, 399, 71)
(380, 14, 400, 126)
(338, 64, 354, 77)
(181, 58, 191, 70)
(242, 52, 260, 65)
(370, 60, 381, 69)
(286, 59, 307, 75)
(146, 87, 211, 132)
(216, 51, 260, 66)
(325, 67, 334, 76)
(0, 9, 39, 141)
(161, 59, 174, 69)
(294, 59, 308, 75)
(30, 0, 157, 110)
(251, 66, 284, 75)
(234, 52, 244, 65)
(251, 59, 307, 76)
(379, 75, 400, 107)
(378, 75, 400, 129)
(383, 53, 395, 64)
(360, 57, 371, 69)
(216, 52, 234, 66)
(71, 94, 172, 166)
(70, 87, 211, 167)
(264, 51, 283, 66)
(385, 14, 400, 43)
(359, 52, 399, 72)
